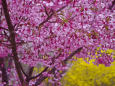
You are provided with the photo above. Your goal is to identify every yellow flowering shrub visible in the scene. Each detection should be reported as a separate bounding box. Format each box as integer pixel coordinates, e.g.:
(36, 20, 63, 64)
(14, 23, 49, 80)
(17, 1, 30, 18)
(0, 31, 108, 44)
(62, 50, 115, 86)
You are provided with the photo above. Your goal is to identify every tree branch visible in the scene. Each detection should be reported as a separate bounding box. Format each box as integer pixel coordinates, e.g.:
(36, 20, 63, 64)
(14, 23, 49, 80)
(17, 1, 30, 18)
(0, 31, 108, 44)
(37, 5, 68, 29)
(44, 6, 49, 16)
(63, 47, 83, 63)
(28, 67, 48, 81)
(34, 47, 83, 86)
(25, 66, 34, 85)
(19, 63, 28, 77)
(29, 53, 61, 81)
(0, 26, 8, 31)
(109, 0, 115, 10)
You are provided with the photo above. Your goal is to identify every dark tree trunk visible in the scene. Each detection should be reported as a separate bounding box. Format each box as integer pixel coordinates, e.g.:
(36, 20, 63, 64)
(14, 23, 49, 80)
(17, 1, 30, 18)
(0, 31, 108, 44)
(0, 58, 8, 86)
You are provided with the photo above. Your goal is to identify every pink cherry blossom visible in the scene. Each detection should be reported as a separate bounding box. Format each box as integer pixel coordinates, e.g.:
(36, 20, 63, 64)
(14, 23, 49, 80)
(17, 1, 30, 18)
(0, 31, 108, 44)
(0, 0, 115, 85)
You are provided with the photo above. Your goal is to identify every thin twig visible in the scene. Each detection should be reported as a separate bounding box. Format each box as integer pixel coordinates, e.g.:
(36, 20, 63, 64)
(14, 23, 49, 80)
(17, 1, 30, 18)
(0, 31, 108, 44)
(109, 0, 115, 10)
(28, 67, 48, 80)
(19, 63, 28, 77)
(44, 6, 49, 16)
(37, 5, 68, 29)
(26, 67, 34, 82)
(0, 26, 8, 31)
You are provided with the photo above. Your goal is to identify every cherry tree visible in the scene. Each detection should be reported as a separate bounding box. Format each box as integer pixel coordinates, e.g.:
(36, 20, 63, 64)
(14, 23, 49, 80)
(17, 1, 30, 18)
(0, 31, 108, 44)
(0, 0, 115, 86)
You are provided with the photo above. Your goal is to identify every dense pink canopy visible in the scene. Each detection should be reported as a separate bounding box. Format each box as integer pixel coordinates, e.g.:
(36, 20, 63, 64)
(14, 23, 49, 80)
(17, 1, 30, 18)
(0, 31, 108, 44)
(0, 0, 115, 85)
(1, 0, 114, 65)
